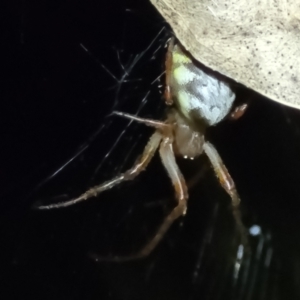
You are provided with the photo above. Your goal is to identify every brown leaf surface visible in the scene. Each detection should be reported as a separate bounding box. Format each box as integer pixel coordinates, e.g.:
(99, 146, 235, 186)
(150, 0, 300, 109)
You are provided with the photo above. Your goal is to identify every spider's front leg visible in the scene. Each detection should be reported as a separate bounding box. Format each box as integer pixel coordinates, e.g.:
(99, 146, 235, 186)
(135, 134, 189, 257)
(36, 130, 162, 209)
(92, 129, 189, 262)
(203, 141, 248, 246)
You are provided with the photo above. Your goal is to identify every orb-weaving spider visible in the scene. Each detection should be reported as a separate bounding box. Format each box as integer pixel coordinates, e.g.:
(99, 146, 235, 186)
(38, 38, 247, 261)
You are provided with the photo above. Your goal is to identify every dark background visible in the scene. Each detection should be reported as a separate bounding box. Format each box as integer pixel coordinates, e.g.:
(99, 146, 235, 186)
(2, 0, 300, 299)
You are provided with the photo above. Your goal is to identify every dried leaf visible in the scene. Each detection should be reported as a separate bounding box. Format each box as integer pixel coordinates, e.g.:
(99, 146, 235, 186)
(150, 0, 300, 109)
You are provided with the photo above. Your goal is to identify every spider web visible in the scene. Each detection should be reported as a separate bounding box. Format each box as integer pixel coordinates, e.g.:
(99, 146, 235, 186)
(28, 7, 167, 207)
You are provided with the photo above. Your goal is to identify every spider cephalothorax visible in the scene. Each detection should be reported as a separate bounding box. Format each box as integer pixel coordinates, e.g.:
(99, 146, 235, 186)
(38, 37, 247, 261)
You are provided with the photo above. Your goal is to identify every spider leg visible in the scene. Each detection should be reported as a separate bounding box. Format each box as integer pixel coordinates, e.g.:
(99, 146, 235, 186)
(202, 141, 248, 245)
(230, 103, 248, 120)
(164, 37, 175, 105)
(37, 131, 162, 209)
(112, 111, 169, 130)
(92, 135, 188, 262)
(137, 136, 188, 256)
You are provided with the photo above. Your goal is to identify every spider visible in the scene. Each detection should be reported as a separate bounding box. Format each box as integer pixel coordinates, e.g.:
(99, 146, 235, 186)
(37, 37, 248, 261)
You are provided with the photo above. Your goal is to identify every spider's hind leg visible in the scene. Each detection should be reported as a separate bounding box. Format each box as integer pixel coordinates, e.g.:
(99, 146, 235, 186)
(229, 103, 248, 120)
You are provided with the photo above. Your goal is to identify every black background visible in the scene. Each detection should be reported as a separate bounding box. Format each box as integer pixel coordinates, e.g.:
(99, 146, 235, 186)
(2, 1, 300, 299)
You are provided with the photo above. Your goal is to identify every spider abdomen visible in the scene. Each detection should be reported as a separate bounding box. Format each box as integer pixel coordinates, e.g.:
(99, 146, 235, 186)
(171, 44, 235, 126)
